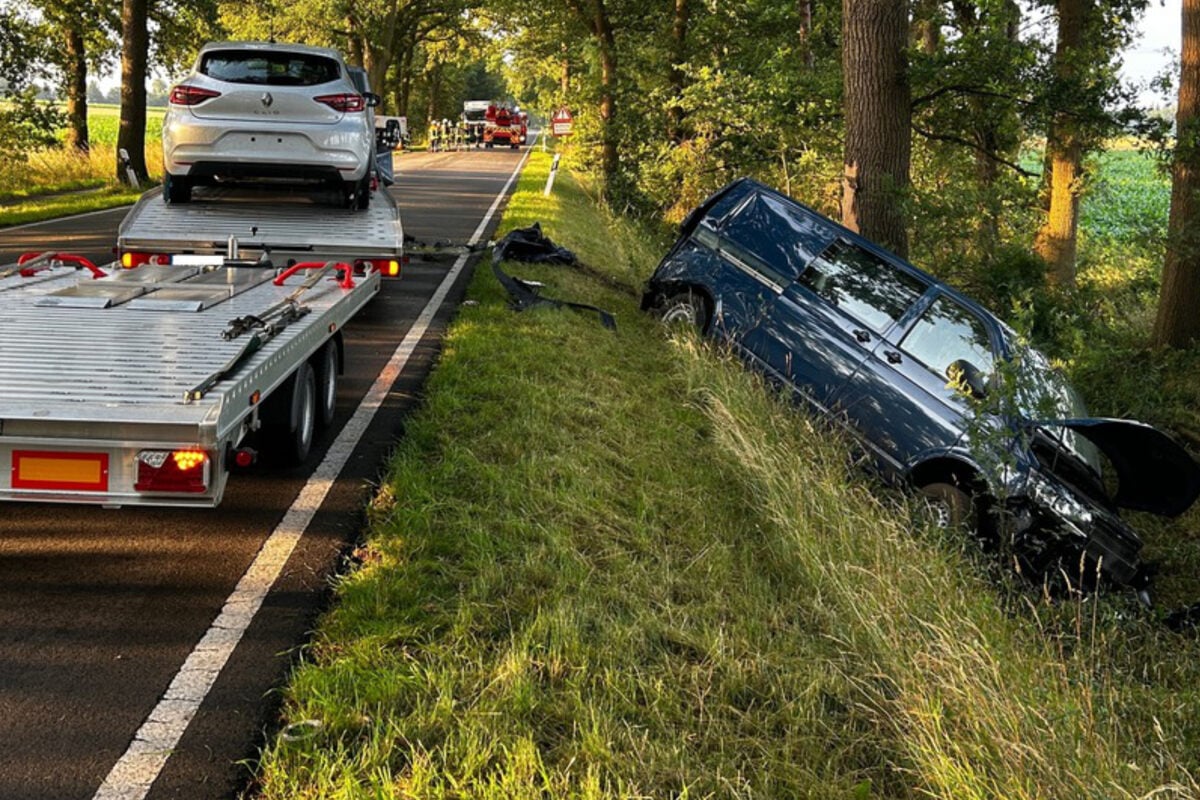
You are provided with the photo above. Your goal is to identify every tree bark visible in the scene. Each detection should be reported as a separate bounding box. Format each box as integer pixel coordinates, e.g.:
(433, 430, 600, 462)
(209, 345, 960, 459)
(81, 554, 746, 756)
(596, 3, 618, 186)
(64, 25, 89, 153)
(667, 0, 690, 142)
(798, 0, 815, 66)
(117, 0, 149, 184)
(1034, 0, 1088, 286)
(1153, 0, 1200, 347)
(842, 0, 911, 257)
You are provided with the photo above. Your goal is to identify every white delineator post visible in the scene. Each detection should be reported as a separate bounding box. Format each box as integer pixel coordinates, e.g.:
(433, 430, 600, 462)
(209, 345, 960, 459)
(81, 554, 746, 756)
(543, 153, 561, 197)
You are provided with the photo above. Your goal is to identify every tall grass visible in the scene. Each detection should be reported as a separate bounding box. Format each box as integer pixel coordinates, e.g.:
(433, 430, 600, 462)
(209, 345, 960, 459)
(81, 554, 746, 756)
(253, 150, 1200, 799)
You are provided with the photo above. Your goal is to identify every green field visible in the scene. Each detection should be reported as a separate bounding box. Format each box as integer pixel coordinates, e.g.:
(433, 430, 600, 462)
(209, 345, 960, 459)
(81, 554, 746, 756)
(82, 103, 166, 147)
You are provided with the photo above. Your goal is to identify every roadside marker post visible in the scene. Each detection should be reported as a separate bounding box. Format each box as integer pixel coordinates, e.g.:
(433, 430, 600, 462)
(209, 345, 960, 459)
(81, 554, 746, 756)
(543, 154, 561, 197)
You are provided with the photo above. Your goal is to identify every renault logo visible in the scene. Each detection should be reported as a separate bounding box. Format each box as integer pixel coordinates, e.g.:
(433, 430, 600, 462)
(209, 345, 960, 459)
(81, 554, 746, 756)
(261, 92, 273, 107)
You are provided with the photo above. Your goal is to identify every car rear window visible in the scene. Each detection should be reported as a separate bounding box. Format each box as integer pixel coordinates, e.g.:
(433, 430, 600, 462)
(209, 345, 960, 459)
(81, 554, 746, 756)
(199, 50, 340, 86)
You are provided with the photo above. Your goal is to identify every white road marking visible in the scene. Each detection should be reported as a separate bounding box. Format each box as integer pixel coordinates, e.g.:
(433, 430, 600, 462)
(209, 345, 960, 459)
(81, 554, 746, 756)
(2, 204, 133, 232)
(92, 145, 534, 800)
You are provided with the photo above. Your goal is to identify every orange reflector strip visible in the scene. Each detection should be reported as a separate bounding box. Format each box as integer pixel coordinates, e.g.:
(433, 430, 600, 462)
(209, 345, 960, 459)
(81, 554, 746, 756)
(12, 451, 109, 491)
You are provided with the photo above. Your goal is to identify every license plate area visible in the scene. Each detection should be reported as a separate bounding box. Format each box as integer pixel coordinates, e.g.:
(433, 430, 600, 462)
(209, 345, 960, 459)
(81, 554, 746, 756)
(11, 450, 110, 492)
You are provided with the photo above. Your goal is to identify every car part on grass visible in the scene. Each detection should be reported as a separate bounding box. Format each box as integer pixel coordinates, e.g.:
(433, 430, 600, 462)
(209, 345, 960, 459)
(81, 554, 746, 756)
(492, 224, 616, 330)
(643, 176, 1200, 600)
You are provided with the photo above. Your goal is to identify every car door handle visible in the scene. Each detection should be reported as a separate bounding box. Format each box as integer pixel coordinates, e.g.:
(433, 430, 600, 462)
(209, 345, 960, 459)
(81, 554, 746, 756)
(853, 328, 871, 343)
(884, 350, 902, 364)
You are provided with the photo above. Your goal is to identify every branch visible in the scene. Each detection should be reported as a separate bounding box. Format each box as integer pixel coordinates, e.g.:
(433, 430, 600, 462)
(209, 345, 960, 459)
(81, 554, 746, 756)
(911, 124, 1038, 177)
(911, 84, 1036, 109)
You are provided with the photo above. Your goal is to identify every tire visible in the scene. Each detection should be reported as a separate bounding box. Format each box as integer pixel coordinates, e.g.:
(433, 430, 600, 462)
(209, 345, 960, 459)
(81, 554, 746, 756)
(163, 173, 192, 204)
(656, 290, 709, 333)
(273, 363, 316, 464)
(920, 481, 975, 531)
(354, 174, 371, 210)
(314, 340, 339, 429)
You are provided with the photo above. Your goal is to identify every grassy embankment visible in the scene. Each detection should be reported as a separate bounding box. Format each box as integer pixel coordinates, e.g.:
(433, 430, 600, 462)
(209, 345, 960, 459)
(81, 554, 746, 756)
(253, 150, 1200, 798)
(0, 104, 164, 227)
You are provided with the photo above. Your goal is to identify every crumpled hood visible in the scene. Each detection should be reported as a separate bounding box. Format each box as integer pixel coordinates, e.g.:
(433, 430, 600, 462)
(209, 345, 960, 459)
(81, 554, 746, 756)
(1040, 418, 1200, 517)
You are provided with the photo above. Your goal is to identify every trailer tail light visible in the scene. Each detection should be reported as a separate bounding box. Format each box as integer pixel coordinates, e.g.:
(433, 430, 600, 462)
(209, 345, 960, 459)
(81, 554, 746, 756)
(169, 85, 221, 106)
(120, 252, 169, 269)
(314, 93, 365, 113)
(135, 449, 210, 493)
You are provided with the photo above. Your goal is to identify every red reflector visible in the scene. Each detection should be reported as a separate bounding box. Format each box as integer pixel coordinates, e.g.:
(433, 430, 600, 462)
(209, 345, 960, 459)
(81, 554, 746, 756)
(170, 85, 221, 106)
(135, 449, 210, 493)
(314, 93, 365, 113)
(234, 449, 256, 468)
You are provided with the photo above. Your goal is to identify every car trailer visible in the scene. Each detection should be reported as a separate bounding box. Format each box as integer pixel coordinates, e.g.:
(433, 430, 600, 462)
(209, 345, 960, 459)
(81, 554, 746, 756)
(0, 185, 403, 508)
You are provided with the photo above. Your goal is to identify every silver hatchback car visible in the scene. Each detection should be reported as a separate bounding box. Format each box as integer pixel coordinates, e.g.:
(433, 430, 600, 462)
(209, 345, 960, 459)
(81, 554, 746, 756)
(163, 42, 378, 208)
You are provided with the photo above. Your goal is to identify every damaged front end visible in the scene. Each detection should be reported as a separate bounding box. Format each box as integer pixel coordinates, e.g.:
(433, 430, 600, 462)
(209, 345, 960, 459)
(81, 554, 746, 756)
(995, 418, 1200, 595)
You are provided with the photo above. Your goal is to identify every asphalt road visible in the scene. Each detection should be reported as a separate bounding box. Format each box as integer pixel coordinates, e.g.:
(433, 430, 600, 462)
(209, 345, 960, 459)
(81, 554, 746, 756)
(0, 146, 527, 800)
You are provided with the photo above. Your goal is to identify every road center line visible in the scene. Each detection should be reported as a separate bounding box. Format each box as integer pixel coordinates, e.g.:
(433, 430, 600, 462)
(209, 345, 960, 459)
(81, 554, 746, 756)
(92, 145, 533, 800)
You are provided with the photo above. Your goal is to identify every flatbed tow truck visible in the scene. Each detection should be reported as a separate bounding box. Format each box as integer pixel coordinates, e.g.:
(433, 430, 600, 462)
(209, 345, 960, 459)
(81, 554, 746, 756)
(0, 185, 403, 508)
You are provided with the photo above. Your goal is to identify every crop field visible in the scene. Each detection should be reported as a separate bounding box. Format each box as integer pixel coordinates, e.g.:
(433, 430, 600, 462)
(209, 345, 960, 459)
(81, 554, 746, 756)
(83, 103, 166, 147)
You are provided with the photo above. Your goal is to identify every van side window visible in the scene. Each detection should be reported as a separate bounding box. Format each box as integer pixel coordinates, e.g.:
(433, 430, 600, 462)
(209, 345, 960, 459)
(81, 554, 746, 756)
(719, 195, 816, 286)
(899, 295, 995, 381)
(802, 240, 926, 331)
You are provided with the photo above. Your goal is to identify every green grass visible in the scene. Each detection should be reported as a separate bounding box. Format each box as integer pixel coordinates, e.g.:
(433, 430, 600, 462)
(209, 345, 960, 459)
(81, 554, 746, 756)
(253, 151, 1200, 798)
(0, 105, 164, 226)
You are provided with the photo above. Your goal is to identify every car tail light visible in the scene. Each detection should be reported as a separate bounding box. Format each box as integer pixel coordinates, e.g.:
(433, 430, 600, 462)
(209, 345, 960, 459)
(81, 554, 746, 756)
(169, 85, 221, 106)
(135, 449, 211, 493)
(314, 93, 365, 113)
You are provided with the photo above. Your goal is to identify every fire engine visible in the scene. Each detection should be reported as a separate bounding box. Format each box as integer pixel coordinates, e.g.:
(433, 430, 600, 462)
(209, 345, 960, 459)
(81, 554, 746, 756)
(483, 104, 524, 149)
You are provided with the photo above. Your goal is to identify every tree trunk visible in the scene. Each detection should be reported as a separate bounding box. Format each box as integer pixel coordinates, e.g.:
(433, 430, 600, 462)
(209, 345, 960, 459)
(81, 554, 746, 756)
(426, 61, 441, 126)
(667, 0, 690, 142)
(841, 0, 911, 257)
(595, 2, 618, 186)
(117, 0, 149, 184)
(1153, 0, 1200, 347)
(1034, 0, 1087, 286)
(798, 0, 815, 66)
(561, 42, 570, 97)
(64, 25, 89, 153)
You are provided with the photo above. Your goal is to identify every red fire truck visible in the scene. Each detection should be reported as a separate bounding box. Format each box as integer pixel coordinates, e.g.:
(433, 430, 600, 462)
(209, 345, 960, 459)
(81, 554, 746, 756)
(483, 104, 525, 149)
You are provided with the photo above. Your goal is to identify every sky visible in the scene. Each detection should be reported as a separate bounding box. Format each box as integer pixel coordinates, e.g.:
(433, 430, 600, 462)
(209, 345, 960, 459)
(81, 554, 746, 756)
(1122, 0, 1181, 105)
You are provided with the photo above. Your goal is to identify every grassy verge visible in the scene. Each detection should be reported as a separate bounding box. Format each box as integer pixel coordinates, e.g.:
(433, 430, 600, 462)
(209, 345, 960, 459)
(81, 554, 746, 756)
(0, 107, 163, 227)
(254, 151, 1200, 798)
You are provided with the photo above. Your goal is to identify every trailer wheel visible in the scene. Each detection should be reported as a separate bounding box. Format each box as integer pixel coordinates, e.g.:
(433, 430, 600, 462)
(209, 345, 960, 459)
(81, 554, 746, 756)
(274, 362, 316, 464)
(314, 340, 339, 429)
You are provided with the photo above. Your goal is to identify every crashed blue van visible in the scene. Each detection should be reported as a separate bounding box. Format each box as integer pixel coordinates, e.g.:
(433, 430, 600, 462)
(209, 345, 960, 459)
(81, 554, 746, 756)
(642, 177, 1200, 593)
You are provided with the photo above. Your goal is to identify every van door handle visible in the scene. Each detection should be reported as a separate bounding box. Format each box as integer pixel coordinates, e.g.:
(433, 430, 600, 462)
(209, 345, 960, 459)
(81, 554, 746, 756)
(853, 328, 870, 343)
(885, 350, 902, 364)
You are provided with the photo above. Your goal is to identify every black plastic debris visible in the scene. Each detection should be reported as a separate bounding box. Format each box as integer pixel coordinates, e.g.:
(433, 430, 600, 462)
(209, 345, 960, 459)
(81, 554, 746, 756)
(493, 222, 578, 265)
(491, 223, 616, 330)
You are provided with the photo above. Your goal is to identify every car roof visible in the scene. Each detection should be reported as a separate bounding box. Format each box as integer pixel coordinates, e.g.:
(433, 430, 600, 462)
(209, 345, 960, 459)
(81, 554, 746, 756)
(198, 41, 346, 61)
(714, 177, 1009, 348)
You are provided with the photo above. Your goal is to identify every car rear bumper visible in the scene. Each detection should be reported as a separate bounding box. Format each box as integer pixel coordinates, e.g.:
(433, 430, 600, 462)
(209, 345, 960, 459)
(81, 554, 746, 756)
(163, 117, 370, 182)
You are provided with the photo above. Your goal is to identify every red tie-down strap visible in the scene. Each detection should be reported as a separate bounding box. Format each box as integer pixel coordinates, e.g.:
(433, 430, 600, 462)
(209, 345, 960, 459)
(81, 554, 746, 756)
(17, 252, 107, 278)
(272, 261, 355, 289)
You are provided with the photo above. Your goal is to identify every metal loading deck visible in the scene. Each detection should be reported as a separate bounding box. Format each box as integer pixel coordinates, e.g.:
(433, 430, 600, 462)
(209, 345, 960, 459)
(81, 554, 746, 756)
(117, 185, 404, 258)
(0, 262, 380, 506)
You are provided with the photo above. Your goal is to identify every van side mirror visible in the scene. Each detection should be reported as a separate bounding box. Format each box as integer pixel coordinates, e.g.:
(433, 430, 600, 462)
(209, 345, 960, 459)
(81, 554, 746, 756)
(947, 359, 988, 400)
